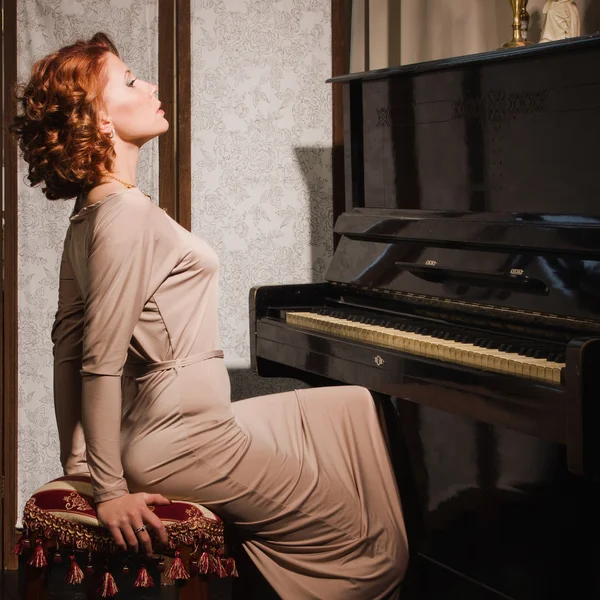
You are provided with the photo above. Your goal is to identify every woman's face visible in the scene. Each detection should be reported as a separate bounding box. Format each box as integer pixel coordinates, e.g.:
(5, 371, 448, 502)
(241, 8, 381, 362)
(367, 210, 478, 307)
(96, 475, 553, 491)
(101, 52, 168, 146)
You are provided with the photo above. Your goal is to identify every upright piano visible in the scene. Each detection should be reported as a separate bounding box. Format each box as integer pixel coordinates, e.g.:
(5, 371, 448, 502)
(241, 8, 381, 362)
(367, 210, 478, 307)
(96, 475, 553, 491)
(249, 35, 600, 599)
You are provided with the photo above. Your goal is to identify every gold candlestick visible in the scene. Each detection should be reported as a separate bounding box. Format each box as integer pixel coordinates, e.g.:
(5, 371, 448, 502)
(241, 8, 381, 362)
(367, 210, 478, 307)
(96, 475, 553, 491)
(502, 0, 533, 48)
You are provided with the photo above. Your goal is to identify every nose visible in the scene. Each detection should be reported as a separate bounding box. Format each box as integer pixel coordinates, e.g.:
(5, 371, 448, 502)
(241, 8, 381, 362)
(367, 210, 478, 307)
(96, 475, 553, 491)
(149, 83, 158, 98)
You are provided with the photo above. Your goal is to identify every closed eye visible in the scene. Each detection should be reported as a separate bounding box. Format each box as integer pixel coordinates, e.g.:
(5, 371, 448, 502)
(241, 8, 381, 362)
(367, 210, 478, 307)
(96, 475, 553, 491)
(125, 69, 137, 87)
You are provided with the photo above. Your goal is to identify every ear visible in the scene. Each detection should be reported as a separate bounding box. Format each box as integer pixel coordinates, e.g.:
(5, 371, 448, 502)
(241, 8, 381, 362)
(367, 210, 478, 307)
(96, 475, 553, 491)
(98, 115, 113, 135)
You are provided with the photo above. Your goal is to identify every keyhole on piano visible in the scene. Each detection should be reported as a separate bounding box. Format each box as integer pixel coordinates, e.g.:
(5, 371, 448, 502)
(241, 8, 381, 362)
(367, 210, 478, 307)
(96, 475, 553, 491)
(374, 355, 385, 367)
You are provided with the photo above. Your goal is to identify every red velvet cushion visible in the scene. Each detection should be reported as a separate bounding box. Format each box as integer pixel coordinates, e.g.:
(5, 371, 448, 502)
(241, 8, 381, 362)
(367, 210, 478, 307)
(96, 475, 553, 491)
(27, 474, 221, 529)
(20, 474, 234, 576)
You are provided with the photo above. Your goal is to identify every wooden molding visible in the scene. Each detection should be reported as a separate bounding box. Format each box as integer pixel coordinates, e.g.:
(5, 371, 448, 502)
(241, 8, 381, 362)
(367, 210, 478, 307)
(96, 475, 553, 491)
(1, 8, 5, 568)
(332, 0, 349, 248)
(158, 0, 176, 220)
(158, 0, 192, 230)
(3, 0, 19, 570)
(176, 0, 192, 231)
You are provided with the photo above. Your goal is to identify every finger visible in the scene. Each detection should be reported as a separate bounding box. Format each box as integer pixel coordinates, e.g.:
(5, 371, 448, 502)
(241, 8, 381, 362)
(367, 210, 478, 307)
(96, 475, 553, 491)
(122, 524, 140, 553)
(144, 493, 172, 506)
(134, 525, 154, 557)
(143, 510, 169, 546)
(108, 526, 128, 552)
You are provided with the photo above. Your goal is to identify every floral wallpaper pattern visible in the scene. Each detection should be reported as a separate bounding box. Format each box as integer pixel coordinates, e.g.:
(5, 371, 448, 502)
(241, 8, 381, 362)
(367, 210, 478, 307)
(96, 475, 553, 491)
(190, 0, 333, 395)
(16, 0, 332, 520)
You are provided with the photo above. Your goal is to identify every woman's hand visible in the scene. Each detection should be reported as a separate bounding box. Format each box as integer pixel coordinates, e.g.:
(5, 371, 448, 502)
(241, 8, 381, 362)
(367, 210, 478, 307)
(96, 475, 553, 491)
(96, 492, 171, 556)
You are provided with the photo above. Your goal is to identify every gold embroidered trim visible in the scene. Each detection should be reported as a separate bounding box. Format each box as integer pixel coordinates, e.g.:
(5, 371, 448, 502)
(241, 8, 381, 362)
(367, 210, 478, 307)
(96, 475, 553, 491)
(63, 491, 92, 513)
(22, 497, 227, 555)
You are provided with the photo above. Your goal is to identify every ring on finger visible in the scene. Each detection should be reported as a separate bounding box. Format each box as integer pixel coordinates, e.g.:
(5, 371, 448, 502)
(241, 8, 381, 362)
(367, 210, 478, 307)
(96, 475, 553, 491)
(134, 525, 147, 534)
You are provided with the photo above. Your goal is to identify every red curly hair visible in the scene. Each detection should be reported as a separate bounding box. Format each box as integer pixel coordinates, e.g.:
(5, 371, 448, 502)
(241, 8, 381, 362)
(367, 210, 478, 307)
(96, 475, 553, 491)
(12, 33, 120, 200)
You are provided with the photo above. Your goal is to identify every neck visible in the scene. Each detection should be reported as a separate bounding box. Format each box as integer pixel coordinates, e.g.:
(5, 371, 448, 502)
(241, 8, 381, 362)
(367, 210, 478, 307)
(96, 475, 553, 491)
(110, 141, 140, 185)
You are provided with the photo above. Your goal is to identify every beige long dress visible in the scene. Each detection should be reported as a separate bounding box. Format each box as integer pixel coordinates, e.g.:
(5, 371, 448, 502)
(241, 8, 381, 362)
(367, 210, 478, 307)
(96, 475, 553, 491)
(51, 189, 409, 599)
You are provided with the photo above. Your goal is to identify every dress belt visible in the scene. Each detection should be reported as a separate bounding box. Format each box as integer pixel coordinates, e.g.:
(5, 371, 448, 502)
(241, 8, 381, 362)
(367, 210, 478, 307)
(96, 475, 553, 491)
(122, 349, 224, 377)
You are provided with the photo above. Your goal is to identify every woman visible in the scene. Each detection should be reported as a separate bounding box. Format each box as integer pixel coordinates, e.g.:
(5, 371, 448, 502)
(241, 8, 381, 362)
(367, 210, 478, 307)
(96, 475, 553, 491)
(13, 33, 408, 599)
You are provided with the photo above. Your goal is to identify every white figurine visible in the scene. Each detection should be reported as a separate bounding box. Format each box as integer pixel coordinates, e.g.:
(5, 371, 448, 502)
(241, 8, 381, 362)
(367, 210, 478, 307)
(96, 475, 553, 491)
(540, 0, 581, 42)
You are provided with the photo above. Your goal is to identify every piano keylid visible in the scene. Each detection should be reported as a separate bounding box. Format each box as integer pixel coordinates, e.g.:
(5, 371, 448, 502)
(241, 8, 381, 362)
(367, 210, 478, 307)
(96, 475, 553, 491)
(285, 310, 565, 385)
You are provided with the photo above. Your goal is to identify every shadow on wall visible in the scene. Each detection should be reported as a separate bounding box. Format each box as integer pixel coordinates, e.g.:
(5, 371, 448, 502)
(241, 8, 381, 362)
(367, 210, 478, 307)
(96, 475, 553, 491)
(585, 1, 600, 33)
(528, 7, 544, 42)
(294, 146, 334, 283)
(228, 147, 334, 402)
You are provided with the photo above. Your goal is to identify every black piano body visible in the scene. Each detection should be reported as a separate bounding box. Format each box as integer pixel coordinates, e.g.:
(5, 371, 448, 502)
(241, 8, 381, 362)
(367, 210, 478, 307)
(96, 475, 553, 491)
(249, 35, 600, 599)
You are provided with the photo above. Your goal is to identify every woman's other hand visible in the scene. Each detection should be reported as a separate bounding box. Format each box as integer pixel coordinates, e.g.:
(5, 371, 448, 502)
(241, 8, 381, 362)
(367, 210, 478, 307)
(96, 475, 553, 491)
(96, 492, 171, 556)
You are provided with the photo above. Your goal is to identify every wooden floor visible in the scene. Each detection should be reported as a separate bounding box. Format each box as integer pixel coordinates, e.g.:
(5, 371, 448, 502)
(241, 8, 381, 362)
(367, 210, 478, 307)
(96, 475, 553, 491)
(0, 560, 510, 600)
(0, 530, 283, 600)
(0, 564, 232, 599)
(2, 570, 18, 600)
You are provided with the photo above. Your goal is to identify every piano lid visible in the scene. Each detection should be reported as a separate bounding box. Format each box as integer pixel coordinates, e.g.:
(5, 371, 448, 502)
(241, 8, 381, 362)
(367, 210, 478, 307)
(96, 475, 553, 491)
(324, 34, 600, 328)
(331, 33, 600, 218)
(327, 34, 600, 84)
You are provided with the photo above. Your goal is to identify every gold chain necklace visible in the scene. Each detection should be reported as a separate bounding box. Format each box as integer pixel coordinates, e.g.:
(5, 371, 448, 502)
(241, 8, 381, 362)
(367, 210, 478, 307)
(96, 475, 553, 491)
(107, 174, 151, 200)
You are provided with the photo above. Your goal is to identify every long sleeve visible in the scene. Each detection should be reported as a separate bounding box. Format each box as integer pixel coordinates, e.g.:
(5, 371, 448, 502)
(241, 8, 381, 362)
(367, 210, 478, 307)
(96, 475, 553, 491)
(52, 230, 89, 476)
(79, 195, 181, 503)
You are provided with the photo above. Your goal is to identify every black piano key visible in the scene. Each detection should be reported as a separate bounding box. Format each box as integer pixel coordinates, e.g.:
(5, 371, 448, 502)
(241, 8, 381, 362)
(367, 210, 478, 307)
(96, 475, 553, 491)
(502, 345, 519, 354)
(500, 341, 523, 352)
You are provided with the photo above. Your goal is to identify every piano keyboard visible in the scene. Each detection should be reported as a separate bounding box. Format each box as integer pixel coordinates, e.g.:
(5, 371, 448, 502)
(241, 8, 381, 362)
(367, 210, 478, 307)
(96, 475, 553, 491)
(286, 310, 565, 385)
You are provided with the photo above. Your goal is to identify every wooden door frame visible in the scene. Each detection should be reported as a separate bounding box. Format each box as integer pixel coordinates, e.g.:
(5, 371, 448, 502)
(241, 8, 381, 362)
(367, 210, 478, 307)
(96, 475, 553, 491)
(332, 0, 351, 248)
(159, 0, 192, 230)
(1, 0, 191, 570)
(2, 0, 19, 571)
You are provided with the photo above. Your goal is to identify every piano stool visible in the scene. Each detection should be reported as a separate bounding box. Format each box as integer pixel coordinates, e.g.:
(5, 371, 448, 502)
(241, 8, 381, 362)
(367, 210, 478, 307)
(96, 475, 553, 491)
(16, 474, 238, 599)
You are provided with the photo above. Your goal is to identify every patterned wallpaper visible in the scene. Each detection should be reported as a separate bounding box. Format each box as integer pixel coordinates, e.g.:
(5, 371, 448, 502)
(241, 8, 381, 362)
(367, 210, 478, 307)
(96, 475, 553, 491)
(190, 0, 333, 396)
(15, 0, 332, 518)
(16, 0, 159, 518)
